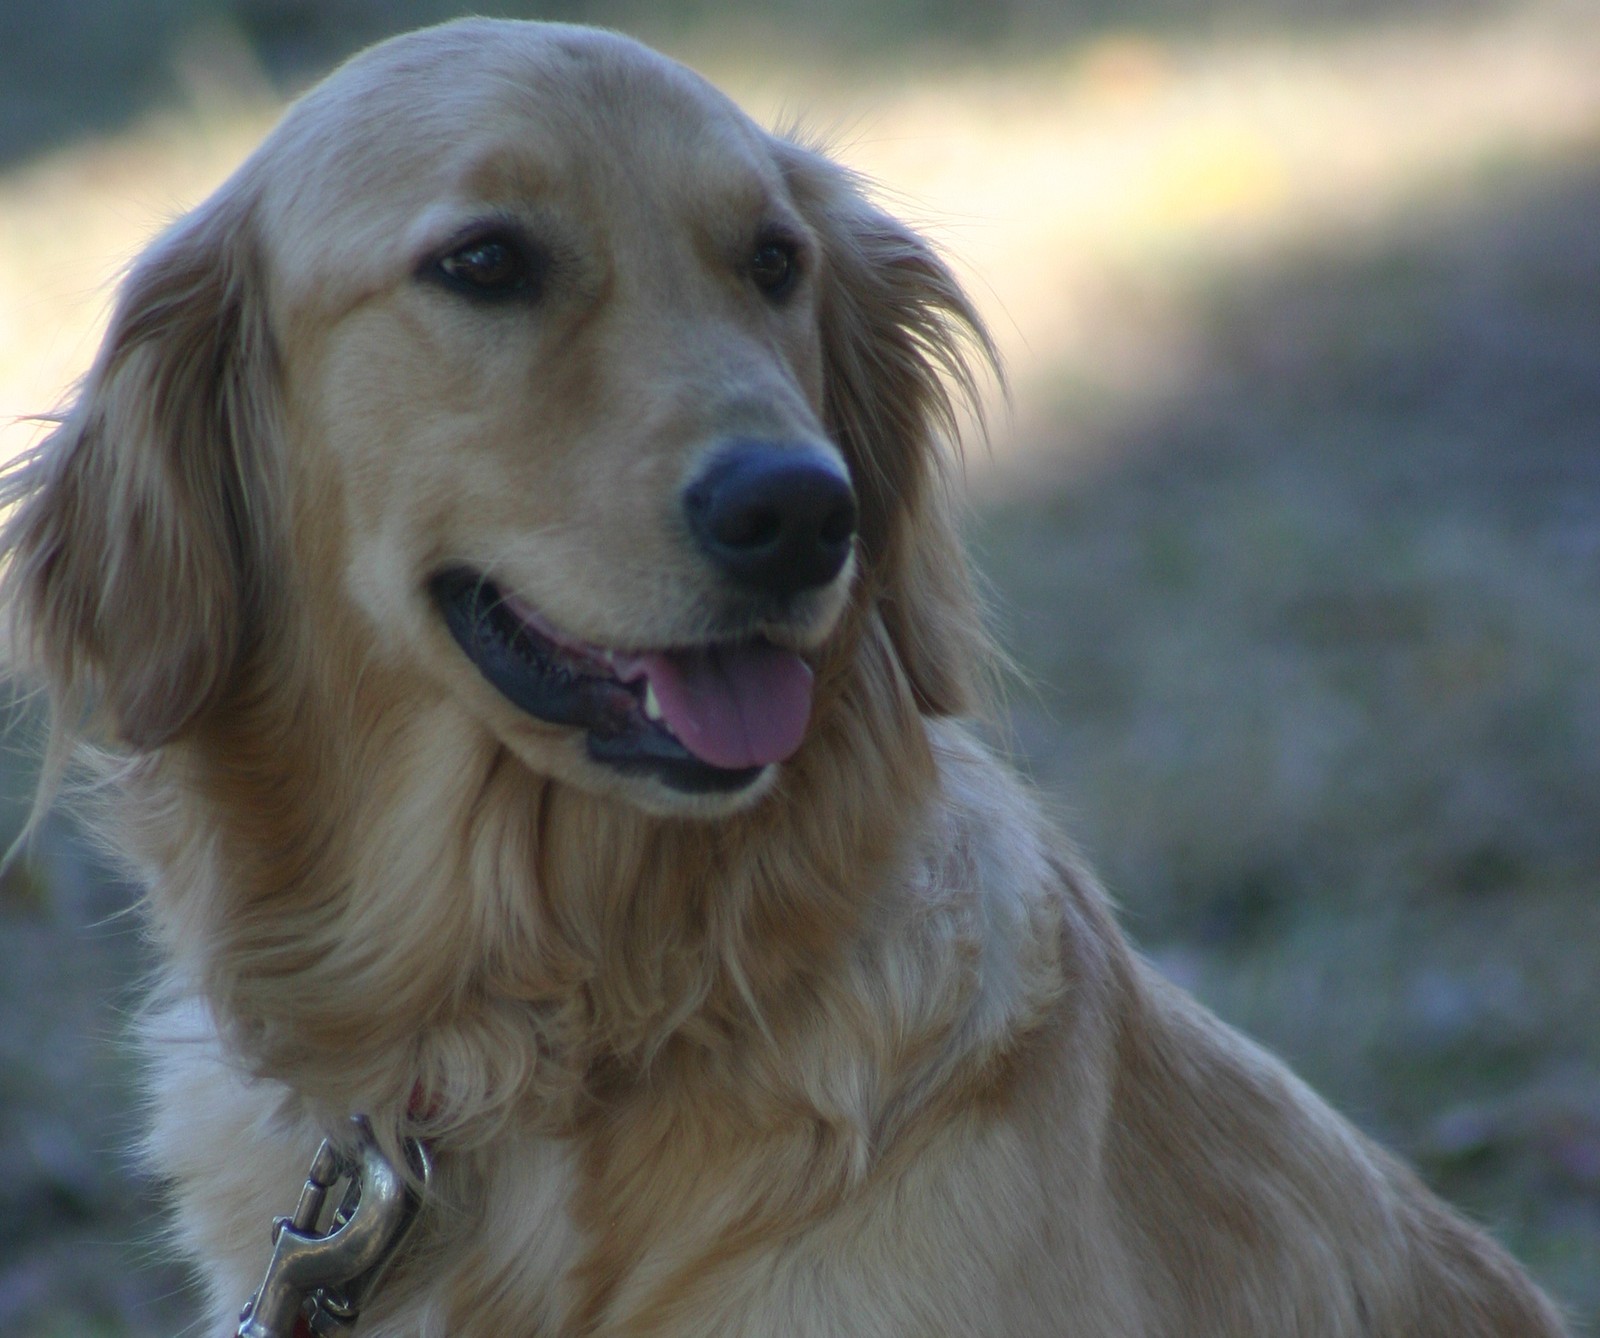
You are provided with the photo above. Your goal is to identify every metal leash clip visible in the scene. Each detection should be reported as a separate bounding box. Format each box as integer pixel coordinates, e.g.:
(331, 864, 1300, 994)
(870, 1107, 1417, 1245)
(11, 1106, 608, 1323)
(237, 1118, 432, 1338)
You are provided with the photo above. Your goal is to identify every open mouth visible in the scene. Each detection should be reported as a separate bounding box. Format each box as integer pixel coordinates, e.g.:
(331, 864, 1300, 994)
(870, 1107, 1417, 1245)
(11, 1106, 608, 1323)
(430, 568, 815, 793)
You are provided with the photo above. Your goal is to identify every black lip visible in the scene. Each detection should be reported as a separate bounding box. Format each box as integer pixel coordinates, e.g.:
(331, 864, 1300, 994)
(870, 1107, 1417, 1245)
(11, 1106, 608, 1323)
(429, 568, 765, 795)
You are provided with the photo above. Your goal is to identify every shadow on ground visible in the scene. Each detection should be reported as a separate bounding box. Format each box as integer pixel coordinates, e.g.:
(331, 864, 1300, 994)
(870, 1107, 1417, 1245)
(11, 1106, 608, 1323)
(973, 148, 1600, 1326)
(0, 804, 184, 1338)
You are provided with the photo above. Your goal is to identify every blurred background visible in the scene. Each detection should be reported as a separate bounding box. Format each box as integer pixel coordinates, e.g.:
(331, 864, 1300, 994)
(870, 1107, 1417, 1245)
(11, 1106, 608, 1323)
(2, 0, 1598, 1332)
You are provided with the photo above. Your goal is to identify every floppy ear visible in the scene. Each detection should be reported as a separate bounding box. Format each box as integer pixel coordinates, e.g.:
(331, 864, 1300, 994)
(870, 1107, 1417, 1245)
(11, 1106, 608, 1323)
(781, 141, 1000, 717)
(2, 194, 279, 749)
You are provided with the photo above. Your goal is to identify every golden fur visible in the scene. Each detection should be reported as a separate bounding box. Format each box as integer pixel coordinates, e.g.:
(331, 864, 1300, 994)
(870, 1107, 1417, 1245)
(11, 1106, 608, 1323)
(1, 20, 1568, 1336)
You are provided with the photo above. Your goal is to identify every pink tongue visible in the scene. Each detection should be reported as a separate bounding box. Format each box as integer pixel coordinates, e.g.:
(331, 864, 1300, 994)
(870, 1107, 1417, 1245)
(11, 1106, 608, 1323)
(627, 644, 813, 770)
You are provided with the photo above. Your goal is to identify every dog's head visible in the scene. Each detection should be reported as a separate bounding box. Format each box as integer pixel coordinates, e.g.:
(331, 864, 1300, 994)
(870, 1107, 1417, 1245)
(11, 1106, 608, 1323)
(4, 20, 995, 819)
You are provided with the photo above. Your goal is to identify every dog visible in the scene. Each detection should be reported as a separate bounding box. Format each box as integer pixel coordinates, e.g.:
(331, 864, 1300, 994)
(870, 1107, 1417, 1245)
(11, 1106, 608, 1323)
(1, 19, 1569, 1336)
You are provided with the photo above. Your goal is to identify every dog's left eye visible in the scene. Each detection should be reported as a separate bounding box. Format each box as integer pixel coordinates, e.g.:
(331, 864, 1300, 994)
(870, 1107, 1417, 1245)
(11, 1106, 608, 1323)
(751, 238, 800, 298)
(432, 231, 538, 299)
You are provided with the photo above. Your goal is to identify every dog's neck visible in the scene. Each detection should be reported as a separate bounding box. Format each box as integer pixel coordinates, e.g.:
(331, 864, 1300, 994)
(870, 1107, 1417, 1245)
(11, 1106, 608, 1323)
(120, 606, 962, 1144)
(118, 592, 1074, 1336)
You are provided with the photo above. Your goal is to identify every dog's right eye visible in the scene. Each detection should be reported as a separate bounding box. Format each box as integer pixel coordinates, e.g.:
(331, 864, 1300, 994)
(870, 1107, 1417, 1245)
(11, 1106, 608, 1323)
(430, 231, 539, 300)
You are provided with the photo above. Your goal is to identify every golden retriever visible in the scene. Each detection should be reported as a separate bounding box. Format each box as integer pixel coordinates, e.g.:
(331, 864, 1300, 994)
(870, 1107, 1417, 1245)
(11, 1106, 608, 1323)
(1, 19, 1569, 1337)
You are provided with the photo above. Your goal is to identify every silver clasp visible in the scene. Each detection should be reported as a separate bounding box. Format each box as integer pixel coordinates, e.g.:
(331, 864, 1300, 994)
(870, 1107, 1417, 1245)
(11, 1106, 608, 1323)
(237, 1119, 431, 1338)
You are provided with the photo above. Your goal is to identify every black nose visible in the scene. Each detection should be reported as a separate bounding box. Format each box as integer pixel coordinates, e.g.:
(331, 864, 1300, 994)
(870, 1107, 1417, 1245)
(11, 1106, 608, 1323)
(684, 442, 858, 598)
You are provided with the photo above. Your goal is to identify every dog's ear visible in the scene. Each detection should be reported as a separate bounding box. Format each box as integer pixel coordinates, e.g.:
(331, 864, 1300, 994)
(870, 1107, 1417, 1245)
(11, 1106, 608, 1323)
(2, 194, 279, 748)
(782, 142, 999, 717)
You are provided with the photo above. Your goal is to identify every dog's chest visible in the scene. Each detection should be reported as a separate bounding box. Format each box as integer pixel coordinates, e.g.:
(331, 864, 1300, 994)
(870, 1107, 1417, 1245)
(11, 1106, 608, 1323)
(395, 1131, 587, 1335)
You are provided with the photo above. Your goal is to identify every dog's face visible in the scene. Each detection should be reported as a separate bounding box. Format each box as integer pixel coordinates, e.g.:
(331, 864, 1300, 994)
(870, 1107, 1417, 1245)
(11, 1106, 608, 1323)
(5, 19, 991, 822)
(258, 25, 854, 812)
